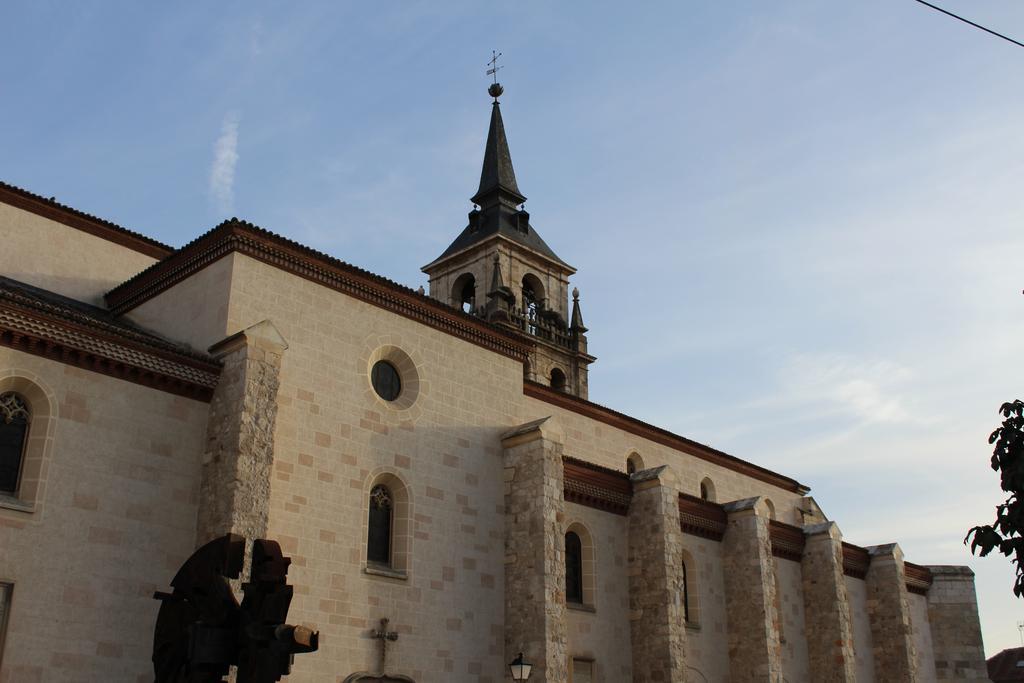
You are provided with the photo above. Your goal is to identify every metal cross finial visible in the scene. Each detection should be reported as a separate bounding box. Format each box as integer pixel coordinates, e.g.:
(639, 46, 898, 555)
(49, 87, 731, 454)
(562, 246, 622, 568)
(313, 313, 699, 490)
(486, 50, 503, 84)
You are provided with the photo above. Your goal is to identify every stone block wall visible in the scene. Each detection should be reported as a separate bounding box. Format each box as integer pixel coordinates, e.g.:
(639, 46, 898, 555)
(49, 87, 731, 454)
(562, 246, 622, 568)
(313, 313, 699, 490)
(681, 534, 731, 682)
(776, 556, 810, 682)
(126, 252, 235, 354)
(224, 254, 519, 682)
(0, 202, 157, 306)
(845, 575, 876, 682)
(0, 350, 209, 683)
(908, 592, 938, 681)
(564, 502, 631, 682)
(926, 566, 988, 681)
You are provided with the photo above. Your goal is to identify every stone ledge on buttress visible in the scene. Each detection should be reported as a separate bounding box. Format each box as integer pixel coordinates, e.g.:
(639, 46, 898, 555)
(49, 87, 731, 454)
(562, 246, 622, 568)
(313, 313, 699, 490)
(208, 319, 289, 358)
(500, 415, 563, 447)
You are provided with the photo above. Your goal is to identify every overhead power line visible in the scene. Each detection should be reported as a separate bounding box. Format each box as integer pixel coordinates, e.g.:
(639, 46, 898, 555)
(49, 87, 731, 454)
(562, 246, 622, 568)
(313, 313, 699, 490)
(912, 0, 1024, 49)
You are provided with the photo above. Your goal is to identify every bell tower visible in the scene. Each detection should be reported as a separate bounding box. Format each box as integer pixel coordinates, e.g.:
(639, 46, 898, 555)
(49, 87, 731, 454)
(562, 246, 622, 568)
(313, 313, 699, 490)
(422, 81, 595, 398)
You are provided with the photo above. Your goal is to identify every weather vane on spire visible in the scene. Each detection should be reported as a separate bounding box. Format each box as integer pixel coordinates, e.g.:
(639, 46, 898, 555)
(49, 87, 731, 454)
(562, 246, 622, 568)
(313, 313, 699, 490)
(486, 50, 504, 101)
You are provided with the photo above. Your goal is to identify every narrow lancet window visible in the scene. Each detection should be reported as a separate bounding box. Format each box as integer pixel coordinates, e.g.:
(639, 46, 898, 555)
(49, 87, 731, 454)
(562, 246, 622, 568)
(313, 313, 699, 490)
(681, 548, 699, 625)
(682, 558, 691, 623)
(565, 531, 583, 604)
(367, 485, 393, 566)
(699, 477, 716, 502)
(0, 393, 30, 495)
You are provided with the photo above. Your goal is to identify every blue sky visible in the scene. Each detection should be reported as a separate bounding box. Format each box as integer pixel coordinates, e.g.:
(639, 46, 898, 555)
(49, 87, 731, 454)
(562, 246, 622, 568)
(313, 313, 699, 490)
(4, 0, 1024, 655)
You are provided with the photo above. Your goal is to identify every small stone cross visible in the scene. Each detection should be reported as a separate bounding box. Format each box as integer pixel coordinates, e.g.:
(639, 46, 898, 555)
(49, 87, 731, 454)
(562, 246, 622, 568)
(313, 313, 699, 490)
(373, 617, 399, 673)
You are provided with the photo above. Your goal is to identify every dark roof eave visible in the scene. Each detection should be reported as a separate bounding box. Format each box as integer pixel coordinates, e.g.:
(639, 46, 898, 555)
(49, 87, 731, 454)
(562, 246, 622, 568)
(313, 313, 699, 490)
(524, 380, 810, 495)
(105, 218, 535, 362)
(422, 233, 576, 275)
(0, 276, 218, 366)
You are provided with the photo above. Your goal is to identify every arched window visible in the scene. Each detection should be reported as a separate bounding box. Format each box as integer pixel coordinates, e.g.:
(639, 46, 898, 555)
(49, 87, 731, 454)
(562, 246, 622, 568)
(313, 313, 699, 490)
(550, 368, 567, 392)
(699, 477, 716, 502)
(0, 392, 30, 495)
(451, 273, 476, 313)
(565, 523, 596, 607)
(367, 485, 393, 566)
(565, 530, 583, 604)
(764, 498, 777, 520)
(626, 451, 644, 475)
(681, 548, 700, 625)
(363, 473, 412, 577)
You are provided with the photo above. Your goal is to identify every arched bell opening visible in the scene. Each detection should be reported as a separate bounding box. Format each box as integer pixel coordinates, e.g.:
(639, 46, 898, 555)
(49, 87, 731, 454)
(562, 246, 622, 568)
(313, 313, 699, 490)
(521, 273, 545, 333)
(550, 367, 567, 392)
(451, 273, 476, 313)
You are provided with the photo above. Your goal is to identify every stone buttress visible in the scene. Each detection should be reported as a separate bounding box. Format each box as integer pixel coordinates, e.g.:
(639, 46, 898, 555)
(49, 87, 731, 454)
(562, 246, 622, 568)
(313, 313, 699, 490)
(801, 522, 857, 682)
(627, 466, 687, 682)
(925, 565, 988, 681)
(501, 417, 569, 682)
(195, 320, 287, 546)
(865, 543, 919, 682)
(722, 497, 783, 682)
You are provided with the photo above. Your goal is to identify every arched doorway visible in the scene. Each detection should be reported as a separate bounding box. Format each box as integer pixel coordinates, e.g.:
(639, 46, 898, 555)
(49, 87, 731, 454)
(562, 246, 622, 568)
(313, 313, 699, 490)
(342, 673, 416, 683)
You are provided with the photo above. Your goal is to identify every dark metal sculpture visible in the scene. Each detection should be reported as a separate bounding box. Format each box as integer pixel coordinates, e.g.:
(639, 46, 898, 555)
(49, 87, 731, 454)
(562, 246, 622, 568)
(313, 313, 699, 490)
(153, 534, 318, 682)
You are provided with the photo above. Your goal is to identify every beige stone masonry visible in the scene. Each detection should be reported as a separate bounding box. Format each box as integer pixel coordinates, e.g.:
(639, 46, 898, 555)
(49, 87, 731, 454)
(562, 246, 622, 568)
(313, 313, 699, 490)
(501, 417, 568, 682)
(925, 565, 988, 681)
(627, 465, 687, 682)
(865, 543, 919, 683)
(722, 497, 783, 683)
(801, 522, 856, 682)
(196, 320, 287, 546)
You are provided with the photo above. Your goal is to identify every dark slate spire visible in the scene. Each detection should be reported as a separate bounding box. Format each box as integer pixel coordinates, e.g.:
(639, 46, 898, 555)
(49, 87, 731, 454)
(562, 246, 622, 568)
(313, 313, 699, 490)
(471, 93, 526, 209)
(423, 82, 573, 272)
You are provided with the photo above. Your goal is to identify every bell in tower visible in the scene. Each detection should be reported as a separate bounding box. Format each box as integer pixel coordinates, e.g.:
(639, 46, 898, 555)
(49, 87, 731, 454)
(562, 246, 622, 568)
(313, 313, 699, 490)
(421, 80, 595, 398)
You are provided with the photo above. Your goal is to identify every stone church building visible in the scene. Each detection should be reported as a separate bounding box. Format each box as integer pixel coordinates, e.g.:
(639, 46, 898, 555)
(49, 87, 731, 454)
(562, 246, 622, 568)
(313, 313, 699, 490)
(0, 84, 990, 682)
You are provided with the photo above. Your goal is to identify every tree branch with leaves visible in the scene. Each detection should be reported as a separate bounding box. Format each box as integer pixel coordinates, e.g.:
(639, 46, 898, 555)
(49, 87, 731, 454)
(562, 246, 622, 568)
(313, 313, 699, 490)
(966, 400, 1024, 596)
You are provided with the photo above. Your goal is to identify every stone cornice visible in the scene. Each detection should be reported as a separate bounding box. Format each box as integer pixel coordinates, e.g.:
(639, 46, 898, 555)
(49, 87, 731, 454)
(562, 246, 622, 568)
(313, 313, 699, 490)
(841, 543, 933, 593)
(0, 296, 219, 402)
(105, 220, 533, 362)
(769, 520, 806, 562)
(563, 456, 631, 515)
(525, 381, 809, 494)
(0, 180, 172, 259)
(841, 542, 870, 579)
(555, 461, 936, 595)
(904, 561, 933, 595)
(678, 493, 727, 541)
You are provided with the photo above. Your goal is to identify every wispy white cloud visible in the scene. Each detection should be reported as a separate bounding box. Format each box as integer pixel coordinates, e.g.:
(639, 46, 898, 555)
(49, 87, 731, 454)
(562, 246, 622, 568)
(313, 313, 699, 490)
(209, 112, 240, 215)
(783, 353, 915, 425)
